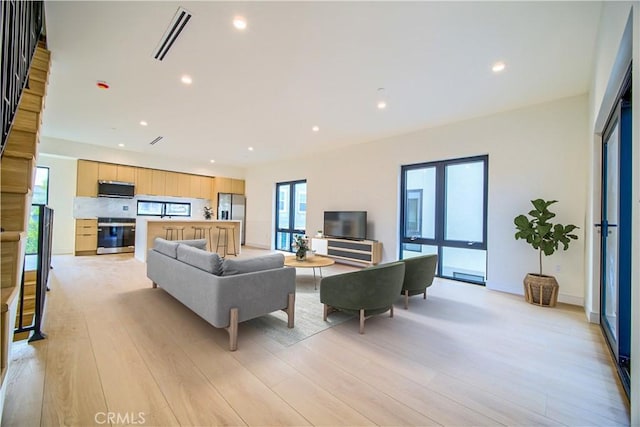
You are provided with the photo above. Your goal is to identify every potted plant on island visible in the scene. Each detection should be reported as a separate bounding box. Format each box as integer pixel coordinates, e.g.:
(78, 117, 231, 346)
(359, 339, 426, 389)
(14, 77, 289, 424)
(514, 199, 579, 307)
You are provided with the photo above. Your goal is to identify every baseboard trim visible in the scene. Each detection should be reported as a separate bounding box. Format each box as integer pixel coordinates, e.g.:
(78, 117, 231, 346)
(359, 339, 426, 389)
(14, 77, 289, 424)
(557, 293, 584, 307)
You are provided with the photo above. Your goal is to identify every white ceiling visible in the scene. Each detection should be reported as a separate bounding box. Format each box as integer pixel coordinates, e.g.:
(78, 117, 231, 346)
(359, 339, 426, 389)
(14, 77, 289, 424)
(42, 1, 602, 167)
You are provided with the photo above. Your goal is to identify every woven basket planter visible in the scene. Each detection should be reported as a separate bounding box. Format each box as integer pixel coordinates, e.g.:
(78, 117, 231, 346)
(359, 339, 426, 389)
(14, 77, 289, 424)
(523, 274, 559, 307)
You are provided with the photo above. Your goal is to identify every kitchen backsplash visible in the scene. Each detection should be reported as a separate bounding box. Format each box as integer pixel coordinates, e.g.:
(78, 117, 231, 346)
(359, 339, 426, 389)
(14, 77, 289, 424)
(74, 195, 211, 219)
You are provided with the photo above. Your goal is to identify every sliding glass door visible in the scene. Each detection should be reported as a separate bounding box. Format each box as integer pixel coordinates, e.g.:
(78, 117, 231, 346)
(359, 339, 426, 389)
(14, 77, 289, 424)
(599, 68, 631, 396)
(275, 180, 307, 252)
(400, 156, 488, 284)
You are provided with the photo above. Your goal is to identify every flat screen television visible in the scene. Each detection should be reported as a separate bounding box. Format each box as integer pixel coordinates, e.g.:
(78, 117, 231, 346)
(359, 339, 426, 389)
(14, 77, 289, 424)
(323, 211, 367, 240)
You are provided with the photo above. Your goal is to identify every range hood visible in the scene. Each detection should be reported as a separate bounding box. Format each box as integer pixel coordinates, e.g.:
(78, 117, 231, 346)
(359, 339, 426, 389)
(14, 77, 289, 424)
(97, 180, 135, 198)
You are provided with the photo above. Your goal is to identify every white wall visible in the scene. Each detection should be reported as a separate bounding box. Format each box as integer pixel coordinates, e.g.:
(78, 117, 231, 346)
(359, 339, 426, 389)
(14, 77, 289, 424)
(246, 95, 589, 304)
(37, 154, 77, 254)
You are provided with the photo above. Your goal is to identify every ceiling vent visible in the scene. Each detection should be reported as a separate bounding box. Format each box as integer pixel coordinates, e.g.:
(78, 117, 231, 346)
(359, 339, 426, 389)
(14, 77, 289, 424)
(153, 7, 192, 61)
(149, 136, 164, 145)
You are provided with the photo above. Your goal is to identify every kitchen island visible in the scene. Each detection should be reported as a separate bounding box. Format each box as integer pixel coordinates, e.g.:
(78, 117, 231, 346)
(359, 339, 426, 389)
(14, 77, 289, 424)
(134, 218, 242, 262)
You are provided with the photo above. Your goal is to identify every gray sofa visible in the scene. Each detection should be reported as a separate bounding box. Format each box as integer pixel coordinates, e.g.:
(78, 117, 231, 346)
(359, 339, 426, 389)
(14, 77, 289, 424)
(147, 238, 296, 351)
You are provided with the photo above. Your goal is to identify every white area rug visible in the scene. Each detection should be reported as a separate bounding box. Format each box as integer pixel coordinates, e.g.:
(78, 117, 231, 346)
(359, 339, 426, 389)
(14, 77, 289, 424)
(245, 274, 353, 347)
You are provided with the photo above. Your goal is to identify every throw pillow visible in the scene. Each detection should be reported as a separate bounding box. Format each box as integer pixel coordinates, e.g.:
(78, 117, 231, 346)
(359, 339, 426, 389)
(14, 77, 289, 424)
(174, 239, 207, 251)
(177, 244, 223, 275)
(153, 238, 180, 258)
(221, 253, 284, 276)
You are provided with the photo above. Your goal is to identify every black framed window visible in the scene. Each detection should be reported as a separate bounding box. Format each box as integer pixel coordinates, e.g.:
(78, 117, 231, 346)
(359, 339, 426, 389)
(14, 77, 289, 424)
(400, 155, 488, 284)
(137, 200, 191, 217)
(26, 167, 49, 255)
(275, 180, 307, 251)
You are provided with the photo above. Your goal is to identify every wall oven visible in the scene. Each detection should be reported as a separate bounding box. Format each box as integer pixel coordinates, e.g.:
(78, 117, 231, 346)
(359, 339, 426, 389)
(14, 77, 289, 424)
(97, 217, 136, 254)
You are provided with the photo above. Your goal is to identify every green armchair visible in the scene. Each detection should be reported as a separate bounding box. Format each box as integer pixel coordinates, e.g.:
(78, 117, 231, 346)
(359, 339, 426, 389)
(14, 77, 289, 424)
(400, 254, 438, 309)
(320, 262, 405, 334)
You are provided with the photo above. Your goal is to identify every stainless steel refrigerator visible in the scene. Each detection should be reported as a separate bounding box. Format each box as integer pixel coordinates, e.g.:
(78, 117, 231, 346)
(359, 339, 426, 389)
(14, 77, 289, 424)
(218, 193, 246, 244)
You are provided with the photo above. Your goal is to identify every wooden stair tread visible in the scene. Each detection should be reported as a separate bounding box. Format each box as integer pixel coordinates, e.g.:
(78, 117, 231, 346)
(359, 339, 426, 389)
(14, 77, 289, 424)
(1, 150, 36, 160)
(0, 232, 24, 242)
(1, 286, 20, 314)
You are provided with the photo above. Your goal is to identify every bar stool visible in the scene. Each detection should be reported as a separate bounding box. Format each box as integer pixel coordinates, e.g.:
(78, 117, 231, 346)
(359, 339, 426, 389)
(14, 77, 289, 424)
(192, 226, 213, 251)
(216, 225, 237, 258)
(163, 226, 184, 240)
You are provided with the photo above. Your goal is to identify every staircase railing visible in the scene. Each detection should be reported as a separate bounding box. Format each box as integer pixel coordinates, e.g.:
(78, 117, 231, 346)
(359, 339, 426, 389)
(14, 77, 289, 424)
(1, 0, 44, 155)
(15, 204, 53, 341)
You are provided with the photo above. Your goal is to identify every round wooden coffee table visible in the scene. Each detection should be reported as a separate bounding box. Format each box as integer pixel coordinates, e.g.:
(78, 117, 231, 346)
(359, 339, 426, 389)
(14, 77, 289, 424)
(284, 255, 335, 290)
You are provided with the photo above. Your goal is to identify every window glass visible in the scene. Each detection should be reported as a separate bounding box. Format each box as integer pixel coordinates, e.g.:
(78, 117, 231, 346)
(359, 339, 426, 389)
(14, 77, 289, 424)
(404, 167, 435, 239)
(445, 161, 484, 242)
(32, 167, 49, 204)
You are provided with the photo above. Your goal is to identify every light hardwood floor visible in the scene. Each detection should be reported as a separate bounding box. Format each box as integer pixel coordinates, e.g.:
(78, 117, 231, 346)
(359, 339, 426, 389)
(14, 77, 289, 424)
(2, 249, 630, 426)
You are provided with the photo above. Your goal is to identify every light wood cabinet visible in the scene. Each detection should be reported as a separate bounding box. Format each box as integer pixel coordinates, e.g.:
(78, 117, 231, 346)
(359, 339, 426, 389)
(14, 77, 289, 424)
(231, 179, 245, 195)
(164, 171, 180, 197)
(75, 219, 97, 255)
(214, 177, 232, 194)
(76, 160, 99, 197)
(189, 175, 203, 199)
(135, 168, 153, 196)
(116, 165, 136, 183)
(150, 169, 165, 196)
(98, 163, 118, 181)
(177, 173, 191, 197)
(199, 176, 212, 199)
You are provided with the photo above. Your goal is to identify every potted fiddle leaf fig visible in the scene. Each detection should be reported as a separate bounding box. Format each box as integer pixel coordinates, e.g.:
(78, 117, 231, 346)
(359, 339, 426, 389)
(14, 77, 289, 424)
(514, 199, 579, 306)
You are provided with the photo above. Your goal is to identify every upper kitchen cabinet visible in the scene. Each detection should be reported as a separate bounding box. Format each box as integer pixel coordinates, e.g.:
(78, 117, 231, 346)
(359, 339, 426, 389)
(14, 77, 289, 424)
(177, 173, 191, 197)
(77, 160, 99, 197)
(135, 168, 153, 195)
(213, 177, 232, 194)
(164, 171, 180, 197)
(150, 169, 166, 196)
(98, 162, 118, 181)
(116, 165, 136, 183)
(231, 179, 245, 195)
(189, 175, 211, 199)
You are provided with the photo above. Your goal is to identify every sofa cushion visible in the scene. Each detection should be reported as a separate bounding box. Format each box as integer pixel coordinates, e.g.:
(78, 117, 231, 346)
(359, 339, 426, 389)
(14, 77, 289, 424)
(153, 238, 180, 258)
(177, 243, 223, 275)
(222, 253, 284, 276)
(175, 239, 207, 251)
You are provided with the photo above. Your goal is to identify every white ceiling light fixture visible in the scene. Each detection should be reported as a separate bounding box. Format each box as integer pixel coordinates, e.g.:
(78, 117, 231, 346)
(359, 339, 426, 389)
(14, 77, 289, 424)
(492, 61, 506, 73)
(312, 126, 319, 132)
(210, 159, 215, 163)
(118, 143, 125, 147)
(139, 120, 148, 126)
(233, 16, 247, 30)
(181, 74, 193, 85)
(248, 146, 254, 151)
(377, 87, 387, 110)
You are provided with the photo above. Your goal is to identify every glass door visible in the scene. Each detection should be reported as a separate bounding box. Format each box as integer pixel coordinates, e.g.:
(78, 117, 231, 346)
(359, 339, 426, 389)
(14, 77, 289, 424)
(599, 69, 631, 396)
(275, 180, 307, 251)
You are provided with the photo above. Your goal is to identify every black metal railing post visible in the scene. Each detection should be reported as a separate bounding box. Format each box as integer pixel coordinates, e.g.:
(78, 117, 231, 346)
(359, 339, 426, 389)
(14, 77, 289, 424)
(15, 204, 53, 341)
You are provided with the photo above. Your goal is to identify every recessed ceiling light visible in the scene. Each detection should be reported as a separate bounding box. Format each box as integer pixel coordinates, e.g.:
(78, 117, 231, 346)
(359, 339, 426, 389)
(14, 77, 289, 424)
(118, 143, 125, 147)
(492, 61, 506, 73)
(233, 16, 247, 30)
(181, 74, 193, 85)
(139, 120, 148, 126)
(210, 159, 215, 163)
(312, 126, 319, 132)
(377, 101, 387, 110)
(248, 146, 254, 151)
